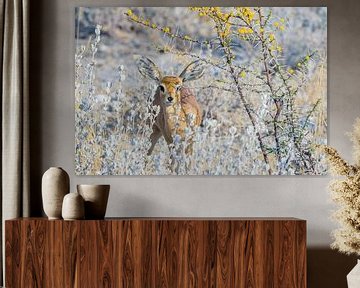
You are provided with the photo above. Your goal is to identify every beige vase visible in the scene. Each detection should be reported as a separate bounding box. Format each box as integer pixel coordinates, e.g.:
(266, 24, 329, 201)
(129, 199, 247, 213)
(42, 167, 70, 219)
(62, 192, 85, 220)
(77, 184, 110, 219)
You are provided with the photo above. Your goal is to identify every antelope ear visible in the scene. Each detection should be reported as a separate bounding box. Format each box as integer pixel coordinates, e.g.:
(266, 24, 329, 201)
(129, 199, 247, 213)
(137, 57, 162, 82)
(179, 60, 205, 82)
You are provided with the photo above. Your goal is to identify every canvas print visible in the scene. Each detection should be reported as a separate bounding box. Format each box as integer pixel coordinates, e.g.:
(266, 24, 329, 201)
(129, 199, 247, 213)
(75, 7, 327, 175)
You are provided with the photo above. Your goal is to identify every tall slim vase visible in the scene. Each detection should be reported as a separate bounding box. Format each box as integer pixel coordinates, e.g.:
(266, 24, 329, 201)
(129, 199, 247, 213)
(42, 167, 70, 219)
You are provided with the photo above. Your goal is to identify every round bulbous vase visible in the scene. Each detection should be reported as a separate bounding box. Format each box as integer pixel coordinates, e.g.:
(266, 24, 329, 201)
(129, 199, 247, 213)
(62, 192, 85, 220)
(77, 184, 110, 219)
(42, 167, 70, 219)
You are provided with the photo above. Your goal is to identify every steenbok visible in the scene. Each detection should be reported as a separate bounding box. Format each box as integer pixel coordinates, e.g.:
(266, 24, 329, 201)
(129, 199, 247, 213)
(137, 57, 205, 157)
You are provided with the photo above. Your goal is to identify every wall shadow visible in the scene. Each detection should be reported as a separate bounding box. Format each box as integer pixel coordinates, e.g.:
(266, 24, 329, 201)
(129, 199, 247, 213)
(308, 248, 357, 288)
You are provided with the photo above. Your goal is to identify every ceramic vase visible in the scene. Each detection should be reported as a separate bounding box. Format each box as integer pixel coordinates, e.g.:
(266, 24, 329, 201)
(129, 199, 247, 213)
(347, 259, 360, 288)
(42, 167, 70, 219)
(62, 192, 85, 220)
(77, 184, 110, 219)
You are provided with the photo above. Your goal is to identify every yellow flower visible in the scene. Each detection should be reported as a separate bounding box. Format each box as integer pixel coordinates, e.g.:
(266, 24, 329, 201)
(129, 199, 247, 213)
(238, 27, 253, 34)
(151, 23, 157, 29)
(162, 27, 171, 33)
(213, 7, 221, 14)
(184, 35, 191, 40)
(288, 68, 295, 74)
(269, 33, 275, 42)
(274, 21, 280, 27)
(126, 9, 133, 16)
(239, 71, 246, 78)
(305, 55, 310, 61)
(280, 18, 285, 23)
(276, 45, 282, 52)
(237, 7, 255, 24)
(279, 25, 285, 31)
(260, 28, 264, 33)
(297, 62, 302, 67)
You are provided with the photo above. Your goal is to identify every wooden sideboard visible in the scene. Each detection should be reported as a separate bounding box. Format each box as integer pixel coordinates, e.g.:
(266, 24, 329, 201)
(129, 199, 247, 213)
(5, 218, 306, 287)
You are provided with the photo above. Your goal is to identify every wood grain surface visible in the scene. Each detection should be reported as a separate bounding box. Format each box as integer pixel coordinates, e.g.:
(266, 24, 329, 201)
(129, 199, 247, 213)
(5, 218, 306, 288)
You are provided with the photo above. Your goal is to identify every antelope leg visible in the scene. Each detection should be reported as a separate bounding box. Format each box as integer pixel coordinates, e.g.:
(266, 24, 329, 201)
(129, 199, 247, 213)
(147, 125, 162, 155)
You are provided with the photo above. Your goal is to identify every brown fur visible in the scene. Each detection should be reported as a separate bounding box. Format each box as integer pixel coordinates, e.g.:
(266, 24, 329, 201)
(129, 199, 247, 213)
(148, 77, 202, 155)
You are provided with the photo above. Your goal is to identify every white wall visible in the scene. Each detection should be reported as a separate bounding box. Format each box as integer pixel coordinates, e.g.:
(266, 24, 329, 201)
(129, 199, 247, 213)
(33, 0, 360, 248)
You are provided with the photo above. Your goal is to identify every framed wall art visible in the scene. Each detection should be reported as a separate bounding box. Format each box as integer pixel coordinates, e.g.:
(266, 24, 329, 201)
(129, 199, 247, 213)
(75, 7, 327, 175)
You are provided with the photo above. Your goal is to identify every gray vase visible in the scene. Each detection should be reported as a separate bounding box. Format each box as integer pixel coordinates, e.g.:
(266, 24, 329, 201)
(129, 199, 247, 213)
(42, 167, 69, 219)
(77, 184, 110, 219)
(62, 192, 85, 220)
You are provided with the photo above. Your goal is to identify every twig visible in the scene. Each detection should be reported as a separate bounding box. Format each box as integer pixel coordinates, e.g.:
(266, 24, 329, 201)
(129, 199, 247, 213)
(126, 13, 209, 46)
(213, 16, 272, 174)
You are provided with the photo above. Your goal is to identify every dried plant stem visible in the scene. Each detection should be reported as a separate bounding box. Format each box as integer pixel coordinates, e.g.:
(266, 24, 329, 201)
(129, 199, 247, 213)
(324, 118, 360, 256)
(213, 19, 272, 174)
(257, 9, 282, 169)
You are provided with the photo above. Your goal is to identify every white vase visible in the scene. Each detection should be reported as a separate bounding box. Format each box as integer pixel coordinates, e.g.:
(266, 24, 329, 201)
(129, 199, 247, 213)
(77, 184, 110, 219)
(42, 167, 70, 219)
(347, 260, 360, 288)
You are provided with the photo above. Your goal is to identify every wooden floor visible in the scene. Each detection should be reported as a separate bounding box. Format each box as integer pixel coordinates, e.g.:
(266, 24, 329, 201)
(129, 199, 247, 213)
(6, 218, 306, 287)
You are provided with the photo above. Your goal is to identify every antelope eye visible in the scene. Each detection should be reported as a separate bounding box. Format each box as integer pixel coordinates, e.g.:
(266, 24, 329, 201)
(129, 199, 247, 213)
(159, 85, 165, 93)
